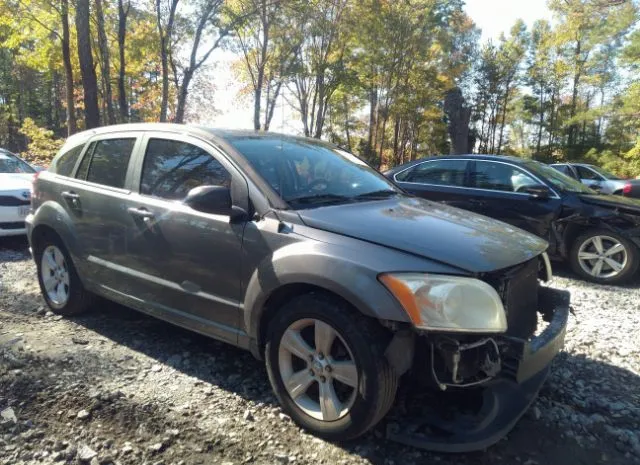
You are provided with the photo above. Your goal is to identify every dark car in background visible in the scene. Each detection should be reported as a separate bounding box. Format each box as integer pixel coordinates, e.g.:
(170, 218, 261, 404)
(551, 162, 640, 198)
(26, 124, 569, 452)
(386, 155, 640, 284)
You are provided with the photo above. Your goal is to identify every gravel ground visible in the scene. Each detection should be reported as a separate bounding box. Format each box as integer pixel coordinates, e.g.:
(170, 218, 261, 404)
(1, 236, 639, 465)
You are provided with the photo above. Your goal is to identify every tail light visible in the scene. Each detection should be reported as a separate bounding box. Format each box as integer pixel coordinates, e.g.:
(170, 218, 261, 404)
(623, 182, 632, 195)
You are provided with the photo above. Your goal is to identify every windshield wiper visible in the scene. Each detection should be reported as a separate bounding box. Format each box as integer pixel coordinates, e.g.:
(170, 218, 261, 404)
(352, 189, 400, 200)
(287, 193, 351, 206)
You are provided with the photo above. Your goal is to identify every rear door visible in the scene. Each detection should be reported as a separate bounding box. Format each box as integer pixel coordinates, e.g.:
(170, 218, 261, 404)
(118, 133, 247, 343)
(466, 160, 562, 242)
(392, 159, 474, 209)
(51, 132, 142, 289)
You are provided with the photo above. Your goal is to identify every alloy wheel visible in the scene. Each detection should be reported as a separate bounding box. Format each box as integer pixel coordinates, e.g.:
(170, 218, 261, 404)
(40, 245, 70, 308)
(577, 235, 628, 279)
(278, 318, 358, 422)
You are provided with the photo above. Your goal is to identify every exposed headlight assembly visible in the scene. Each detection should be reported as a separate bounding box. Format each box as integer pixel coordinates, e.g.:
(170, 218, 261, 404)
(379, 273, 507, 332)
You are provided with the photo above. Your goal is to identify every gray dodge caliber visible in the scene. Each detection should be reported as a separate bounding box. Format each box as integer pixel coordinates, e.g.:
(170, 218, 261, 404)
(26, 123, 570, 452)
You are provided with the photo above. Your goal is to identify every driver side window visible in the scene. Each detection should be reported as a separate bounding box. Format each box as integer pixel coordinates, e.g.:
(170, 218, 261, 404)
(140, 138, 230, 201)
(576, 166, 602, 181)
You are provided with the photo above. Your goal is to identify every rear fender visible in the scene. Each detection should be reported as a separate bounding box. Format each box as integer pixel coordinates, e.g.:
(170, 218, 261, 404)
(29, 201, 85, 268)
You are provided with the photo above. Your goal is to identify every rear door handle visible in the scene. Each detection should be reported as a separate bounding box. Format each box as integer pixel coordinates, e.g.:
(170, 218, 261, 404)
(468, 199, 485, 206)
(61, 191, 80, 200)
(127, 207, 155, 219)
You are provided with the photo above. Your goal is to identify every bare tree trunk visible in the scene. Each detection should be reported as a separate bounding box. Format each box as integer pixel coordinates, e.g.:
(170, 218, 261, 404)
(156, 0, 179, 122)
(536, 84, 544, 158)
(313, 77, 325, 138)
(117, 0, 130, 122)
(392, 118, 400, 164)
(367, 85, 377, 158)
(343, 94, 351, 151)
(95, 0, 115, 124)
(60, 0, 77, 135)
(568, 39, 582, 150)
(548, 88, 557, 156)
(497, 81, 511, 155)
(174, 71, 192, 124)
(75, 0, 100, 129)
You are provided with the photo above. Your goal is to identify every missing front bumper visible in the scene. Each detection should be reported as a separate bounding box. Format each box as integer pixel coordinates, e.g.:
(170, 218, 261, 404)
(386, 287, 570, 453)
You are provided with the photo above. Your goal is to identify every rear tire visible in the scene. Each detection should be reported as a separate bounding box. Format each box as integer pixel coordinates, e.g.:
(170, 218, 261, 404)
(569, 229, 639, 284)
(265, 293, 398, 441)
(34, 234, 93, 315)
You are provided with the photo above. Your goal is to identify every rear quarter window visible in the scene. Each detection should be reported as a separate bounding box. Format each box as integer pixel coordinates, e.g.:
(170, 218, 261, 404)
(54, 145, 85, 177)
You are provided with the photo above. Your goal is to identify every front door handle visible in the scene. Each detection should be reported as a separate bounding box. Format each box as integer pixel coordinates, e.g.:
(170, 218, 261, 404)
(468, 199, 486, 206)
(61, 191, 80, 200)
(127, 207, 155, 219)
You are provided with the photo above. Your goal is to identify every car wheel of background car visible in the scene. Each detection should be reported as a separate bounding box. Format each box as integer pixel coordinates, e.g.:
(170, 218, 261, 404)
(35, 234, 93, 315)
(570, 229, 639, 284)
(265, 293, 398, 441)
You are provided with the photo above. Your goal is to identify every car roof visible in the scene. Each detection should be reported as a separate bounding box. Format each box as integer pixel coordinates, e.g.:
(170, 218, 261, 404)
(62, 123, 324, 148)
(386, 154, 532, 173)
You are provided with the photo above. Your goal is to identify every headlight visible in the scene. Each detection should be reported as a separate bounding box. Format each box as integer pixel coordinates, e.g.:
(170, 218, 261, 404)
(379, 273, 507, 332)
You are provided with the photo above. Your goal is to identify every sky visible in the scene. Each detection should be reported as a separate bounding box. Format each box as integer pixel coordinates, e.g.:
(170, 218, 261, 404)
(201, 0, 554, 133)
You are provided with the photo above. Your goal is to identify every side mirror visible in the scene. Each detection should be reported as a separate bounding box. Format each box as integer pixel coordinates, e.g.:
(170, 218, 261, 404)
(184, 185, 232, 215)
(522, 184, 551, 200)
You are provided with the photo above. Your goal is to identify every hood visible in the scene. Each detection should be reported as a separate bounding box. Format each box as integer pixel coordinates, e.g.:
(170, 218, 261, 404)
(297, 197, 548, 273)
(579, 193, 640, 214)
(0, 173, 33, 192)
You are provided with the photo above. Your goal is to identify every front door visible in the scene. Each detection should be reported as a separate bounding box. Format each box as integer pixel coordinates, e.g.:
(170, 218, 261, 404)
(466, 160, 562, 245)
(122, 134, 247, 343)
(575, 165, 605, 192)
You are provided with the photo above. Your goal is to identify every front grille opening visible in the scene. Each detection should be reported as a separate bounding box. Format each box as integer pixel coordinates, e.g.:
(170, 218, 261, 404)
(0, 221, 25, 230)
(0, 196, 30, 206)
(484, 259, 540, 339)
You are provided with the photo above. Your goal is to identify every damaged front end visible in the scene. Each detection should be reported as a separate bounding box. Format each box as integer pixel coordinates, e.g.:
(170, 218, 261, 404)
(383, 257, 570, 453)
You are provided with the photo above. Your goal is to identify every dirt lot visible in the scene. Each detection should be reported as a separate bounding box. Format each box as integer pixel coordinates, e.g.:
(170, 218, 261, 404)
(1, 236, 639, 465)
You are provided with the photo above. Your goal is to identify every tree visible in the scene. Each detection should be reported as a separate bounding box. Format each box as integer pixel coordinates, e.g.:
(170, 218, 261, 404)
(155, 0, 179, 122)
(75, 0, 100, 128)
(444, 87, 472, 154)
(117, 0, 131, 121)
(232, 0, 300, 130)
(550, 0, 635, 154)
(95, 0, 115, 124)
(289, 0, 351, 138)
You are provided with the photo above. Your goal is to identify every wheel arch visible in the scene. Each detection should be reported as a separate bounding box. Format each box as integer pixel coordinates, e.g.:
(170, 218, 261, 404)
(242, 253, 411, 359)
(29, 201, 80, 258)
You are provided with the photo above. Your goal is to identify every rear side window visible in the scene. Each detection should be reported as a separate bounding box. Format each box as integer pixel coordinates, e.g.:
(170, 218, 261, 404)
(470, 161, 537, 193)
(395, 159, 468, 186)
(83, 138, 135, 188)
(55, 145, 84, 177)
(140, 138, 231, 201)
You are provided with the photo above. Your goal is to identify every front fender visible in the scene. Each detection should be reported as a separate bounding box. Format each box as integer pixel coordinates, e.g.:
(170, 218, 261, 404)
(243, 240, 414, 342)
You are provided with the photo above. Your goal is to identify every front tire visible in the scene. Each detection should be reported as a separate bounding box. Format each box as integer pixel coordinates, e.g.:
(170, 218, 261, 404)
(265, 293, 398, 441)
(569, 229, 639, 284)
(34, 234, 93, 315)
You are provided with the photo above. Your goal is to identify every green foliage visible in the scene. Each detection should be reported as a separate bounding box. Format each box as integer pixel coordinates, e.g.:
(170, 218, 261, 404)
(18, 117, 63, 166)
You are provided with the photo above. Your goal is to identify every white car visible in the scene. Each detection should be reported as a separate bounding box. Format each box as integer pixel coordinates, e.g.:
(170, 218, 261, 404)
(0, 149, 37, 237)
